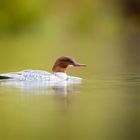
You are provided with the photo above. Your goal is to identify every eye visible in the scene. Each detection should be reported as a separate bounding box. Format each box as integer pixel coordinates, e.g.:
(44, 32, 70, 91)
(70, 60, 75, 64)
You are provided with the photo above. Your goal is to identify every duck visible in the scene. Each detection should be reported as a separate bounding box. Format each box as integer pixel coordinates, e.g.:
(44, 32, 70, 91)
(0, 56, 86, 82)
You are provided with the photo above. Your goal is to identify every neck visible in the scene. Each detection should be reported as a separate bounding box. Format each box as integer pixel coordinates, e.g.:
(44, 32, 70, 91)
(52, 66, 67, 73)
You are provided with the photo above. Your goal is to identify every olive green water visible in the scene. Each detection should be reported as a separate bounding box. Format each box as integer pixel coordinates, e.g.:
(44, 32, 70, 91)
(0, 71, 140, 140)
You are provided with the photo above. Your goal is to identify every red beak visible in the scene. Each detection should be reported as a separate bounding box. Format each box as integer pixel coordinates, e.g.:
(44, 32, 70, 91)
(73, 63, 87, 67)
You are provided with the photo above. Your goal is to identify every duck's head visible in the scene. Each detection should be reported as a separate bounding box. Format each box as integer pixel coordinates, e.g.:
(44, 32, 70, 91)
(52, 56, 86, 73)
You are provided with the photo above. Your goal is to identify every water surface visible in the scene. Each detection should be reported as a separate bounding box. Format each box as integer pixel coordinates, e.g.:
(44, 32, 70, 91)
(0, 72, 140, 140)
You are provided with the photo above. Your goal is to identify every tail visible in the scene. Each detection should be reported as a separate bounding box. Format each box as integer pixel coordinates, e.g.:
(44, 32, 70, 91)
(0, 73, 24, 80)
(0, 76, 12, 79)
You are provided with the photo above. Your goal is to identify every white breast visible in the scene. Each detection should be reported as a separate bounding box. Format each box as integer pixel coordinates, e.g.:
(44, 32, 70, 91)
(54, 72, 68, 80)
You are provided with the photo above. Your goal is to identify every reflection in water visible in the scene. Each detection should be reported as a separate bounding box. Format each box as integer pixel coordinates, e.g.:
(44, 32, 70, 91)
(0, 80, 81, 95)
(0, 73, 140, 140)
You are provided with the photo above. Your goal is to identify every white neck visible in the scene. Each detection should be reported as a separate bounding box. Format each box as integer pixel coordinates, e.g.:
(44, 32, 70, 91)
(54, 72, 68, 80)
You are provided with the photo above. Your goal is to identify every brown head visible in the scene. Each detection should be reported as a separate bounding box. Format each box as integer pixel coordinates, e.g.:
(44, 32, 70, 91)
(52, 56, 86, 73)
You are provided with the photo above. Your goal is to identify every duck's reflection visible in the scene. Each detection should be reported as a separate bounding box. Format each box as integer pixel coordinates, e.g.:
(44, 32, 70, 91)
(0, 80, 81, 95)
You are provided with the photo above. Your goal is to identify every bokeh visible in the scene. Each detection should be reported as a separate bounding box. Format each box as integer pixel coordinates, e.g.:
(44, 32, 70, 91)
(0, 0, 139, 74)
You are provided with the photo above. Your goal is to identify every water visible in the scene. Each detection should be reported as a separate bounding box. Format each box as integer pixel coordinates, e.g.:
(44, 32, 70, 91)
(0, 72, 140, 140)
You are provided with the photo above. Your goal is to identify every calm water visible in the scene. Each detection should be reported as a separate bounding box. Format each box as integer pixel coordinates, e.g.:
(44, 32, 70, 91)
(0, 72, 140, 140)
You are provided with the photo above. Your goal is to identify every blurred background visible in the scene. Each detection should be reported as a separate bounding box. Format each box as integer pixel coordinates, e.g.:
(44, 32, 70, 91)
(0, 0, 140, 74)
(0, 0, 140, 140)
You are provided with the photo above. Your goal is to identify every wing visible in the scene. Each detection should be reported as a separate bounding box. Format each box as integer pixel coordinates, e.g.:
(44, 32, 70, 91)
(18, 69, 52, 80)
(0, 69, 52, 80)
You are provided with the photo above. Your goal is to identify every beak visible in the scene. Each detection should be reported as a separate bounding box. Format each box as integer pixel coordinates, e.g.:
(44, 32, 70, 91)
(73, 62, 87, 67)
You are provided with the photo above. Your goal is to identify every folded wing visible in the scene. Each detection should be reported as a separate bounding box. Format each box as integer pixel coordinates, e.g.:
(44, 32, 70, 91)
(0, 69, 52, 80)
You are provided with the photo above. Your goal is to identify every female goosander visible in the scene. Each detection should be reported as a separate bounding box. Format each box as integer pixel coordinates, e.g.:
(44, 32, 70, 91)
(0, 56, 86, 82)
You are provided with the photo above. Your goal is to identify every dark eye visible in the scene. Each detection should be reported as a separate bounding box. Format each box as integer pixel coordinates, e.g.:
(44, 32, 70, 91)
(67, 59, 73, 64)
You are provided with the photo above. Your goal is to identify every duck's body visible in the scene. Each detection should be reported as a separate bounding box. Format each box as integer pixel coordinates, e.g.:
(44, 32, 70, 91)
(0, 56, 86, 82)
(0, 69, 81, 81)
